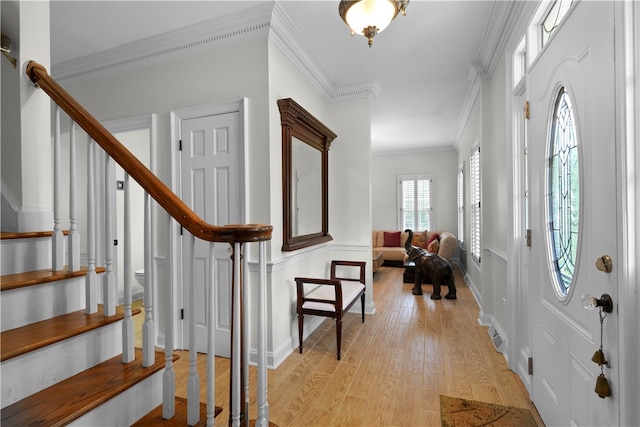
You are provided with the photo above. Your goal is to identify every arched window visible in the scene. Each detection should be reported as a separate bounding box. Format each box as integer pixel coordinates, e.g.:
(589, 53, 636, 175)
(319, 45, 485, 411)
(547, 87, 580, 296)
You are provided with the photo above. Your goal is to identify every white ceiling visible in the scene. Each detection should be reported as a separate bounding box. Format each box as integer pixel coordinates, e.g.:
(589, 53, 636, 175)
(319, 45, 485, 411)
(49, 0, 503, 154)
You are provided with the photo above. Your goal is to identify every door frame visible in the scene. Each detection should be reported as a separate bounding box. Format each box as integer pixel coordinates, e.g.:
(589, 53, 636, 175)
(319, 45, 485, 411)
(506, 2, 639, 425)
(616, 2, 640, 425)
(169, 98, 248, 350)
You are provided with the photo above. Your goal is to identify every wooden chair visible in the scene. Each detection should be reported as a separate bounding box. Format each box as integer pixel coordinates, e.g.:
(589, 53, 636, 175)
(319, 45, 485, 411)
(295, 260, 366, 360)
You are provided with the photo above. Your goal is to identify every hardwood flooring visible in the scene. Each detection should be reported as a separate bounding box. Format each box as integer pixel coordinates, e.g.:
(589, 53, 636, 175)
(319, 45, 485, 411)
(137, 265, 545, 426)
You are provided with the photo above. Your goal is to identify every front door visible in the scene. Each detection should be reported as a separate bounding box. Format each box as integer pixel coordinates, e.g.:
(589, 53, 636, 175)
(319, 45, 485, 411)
(181, 111, 241, 357)
(528, 2, 619, 425)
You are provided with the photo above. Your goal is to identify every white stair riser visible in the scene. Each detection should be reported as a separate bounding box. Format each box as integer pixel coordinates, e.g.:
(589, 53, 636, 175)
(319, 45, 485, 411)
(0, 238, 58, 275)
(70, 370, 164, 427)
(1, 276, 85, 332)
(0, 321, 123, 409)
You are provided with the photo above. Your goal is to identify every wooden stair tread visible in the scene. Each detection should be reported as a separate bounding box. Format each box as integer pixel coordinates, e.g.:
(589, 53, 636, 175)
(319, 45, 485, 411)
(0, 230, 69, 240)
(1, 349, 175, 427)
(133, 397, 222, 426)
(1, 305, 140, 361)
(1, 266, 105, 292)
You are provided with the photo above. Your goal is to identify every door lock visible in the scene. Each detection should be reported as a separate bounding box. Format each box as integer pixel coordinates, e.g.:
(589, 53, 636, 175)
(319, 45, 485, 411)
(595, 255, 613, 273)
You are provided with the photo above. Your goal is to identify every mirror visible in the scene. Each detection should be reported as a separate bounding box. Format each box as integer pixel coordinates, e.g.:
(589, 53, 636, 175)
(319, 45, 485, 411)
(278, 98, 336, 251)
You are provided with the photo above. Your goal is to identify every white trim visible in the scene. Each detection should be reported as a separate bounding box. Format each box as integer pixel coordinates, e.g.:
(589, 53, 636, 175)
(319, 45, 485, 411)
(371, 145, 456, 158)
(618, 2, 640, 425)
(482, 247, 508, 266)
(51, 3, 380, 104)
(52, 3, 273, 84)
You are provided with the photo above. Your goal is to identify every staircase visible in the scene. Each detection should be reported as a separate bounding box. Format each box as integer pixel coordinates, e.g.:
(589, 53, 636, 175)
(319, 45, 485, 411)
(1, 61, 272, 426)
(0, 231, 170, 425)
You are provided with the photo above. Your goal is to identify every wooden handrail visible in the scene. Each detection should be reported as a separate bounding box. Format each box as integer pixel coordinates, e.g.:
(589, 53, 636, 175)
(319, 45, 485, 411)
(26, 62, 271, 244)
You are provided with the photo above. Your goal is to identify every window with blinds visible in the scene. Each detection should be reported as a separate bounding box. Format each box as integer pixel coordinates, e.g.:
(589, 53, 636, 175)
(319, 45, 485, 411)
(470, 147, 480, 262)
(398, 174, 433, 232)
(457, 164, 464, 244)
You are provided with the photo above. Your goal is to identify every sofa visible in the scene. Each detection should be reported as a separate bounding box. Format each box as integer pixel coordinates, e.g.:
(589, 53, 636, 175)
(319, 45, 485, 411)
(372, 230, 457, 266)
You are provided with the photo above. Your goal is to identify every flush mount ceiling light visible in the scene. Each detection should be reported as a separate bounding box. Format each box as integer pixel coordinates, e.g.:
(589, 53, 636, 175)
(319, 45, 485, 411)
(338, 0, 410, 47)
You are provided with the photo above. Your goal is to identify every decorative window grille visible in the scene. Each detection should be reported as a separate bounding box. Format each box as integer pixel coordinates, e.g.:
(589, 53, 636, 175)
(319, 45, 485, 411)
(457, 164, 464, 244)
(470, 147, 481, 262)
(547, 87, 580, 296)
(399, 175, 433, 232)
(541, 0, 574, 47)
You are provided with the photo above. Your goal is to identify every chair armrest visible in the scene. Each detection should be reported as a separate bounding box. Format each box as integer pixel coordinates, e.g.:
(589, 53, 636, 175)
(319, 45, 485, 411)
(295, 277, 343, 307)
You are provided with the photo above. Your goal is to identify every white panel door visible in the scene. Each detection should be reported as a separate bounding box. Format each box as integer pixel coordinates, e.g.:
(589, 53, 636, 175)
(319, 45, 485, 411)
(528, 2, 618, 426)
(181, 112, 240, 357)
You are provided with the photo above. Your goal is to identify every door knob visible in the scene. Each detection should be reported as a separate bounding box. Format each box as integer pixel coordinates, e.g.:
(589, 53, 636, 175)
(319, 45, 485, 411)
(595, 255, 613, 273)
(582, 294, 613, 313)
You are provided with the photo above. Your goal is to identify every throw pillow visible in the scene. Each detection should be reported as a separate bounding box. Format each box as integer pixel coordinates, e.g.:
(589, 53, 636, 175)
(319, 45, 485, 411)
(413, 231, 430, 249)
(383, 231, 401, 247)
(427, 232, 440, 247)
(427, 239, 440, 254)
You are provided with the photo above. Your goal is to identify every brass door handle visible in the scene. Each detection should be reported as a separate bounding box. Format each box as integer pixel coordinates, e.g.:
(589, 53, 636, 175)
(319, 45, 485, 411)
(595, 255, 613, 273)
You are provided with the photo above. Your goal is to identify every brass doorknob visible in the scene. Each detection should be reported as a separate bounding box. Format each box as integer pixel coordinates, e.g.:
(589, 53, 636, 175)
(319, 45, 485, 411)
(595, 255, 613, 273)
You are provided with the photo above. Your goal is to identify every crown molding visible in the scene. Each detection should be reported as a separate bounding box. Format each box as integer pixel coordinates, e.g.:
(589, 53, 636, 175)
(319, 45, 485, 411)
(372, 145, 457, 158)
(52, 3, 273, 84)
(51, 2, 380, 102)
(454, 1, 532, 149)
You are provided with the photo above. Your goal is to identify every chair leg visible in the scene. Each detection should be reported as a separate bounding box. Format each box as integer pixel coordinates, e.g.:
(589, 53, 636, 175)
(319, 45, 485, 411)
(336, 318, 342, 360)
(360, 294, 365, 323)
(298, 313, 304, 354)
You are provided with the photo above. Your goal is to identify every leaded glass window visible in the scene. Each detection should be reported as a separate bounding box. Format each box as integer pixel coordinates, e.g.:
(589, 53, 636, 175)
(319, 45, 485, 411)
(547, 87, 579, 296)
(541, 0, 574, 47)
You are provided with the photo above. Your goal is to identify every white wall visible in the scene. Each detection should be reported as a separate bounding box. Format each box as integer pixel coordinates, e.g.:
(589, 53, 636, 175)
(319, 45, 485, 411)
(62, 36, 372, 368)
(478, 53, 509, 333)
(455, 53, 511, 352)
(63, 39, 272, 352)
(265, 40, 372, 366)
(371, 150, 458, 234)
(456, 94, 483, 299)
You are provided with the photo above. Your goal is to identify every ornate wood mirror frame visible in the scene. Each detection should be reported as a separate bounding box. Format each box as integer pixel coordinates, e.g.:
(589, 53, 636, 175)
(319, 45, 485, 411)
(278, 98, 337, 251)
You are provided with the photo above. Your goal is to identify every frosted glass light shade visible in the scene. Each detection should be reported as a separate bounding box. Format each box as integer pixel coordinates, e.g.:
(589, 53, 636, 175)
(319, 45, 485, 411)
(339, 0, 409, 47)
(345, 0, 396, 35)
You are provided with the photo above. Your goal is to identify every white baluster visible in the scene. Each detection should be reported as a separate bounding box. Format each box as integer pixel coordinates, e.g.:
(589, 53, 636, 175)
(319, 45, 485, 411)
(85, 139, 98, 314)
(187, 233, 200, 425)
(243, 243, 250, 425)
(207, 241, 216, 426)
(122, 173, 134, 363)
(142, 192, 155, 367)
(231, 242, 242, 427)
(103, 155, 116, 317)
(68, 121, 80, 271)
(163, 219, 176, 420)
(52, 106, 64, 271)
(255, 240, 269, 427)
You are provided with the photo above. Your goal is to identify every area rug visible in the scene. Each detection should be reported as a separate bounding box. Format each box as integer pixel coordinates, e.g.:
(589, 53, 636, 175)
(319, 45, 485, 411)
(440, 395, 538, 427)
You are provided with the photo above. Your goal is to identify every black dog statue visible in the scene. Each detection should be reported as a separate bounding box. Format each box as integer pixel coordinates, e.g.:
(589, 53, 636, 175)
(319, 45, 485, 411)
(404, 229, 456, 300)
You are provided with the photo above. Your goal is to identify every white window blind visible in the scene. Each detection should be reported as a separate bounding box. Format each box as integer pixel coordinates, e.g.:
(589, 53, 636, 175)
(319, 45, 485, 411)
(399, 175, 433, 231)
(457, 165, 464, 244)
(470, 147, 481, 262)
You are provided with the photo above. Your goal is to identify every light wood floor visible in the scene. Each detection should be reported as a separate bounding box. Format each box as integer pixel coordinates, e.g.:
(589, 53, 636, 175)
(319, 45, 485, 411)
(136, 265, 545, 426)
